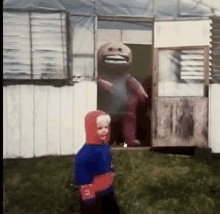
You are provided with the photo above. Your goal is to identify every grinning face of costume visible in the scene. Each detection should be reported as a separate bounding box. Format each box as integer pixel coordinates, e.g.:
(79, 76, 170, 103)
(97, 42, 132, 75)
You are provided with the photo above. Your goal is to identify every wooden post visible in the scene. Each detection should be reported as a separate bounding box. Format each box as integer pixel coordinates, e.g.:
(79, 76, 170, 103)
(92, 0, 98, 80)
(204, 46, 210, 146)
(61, 12, 65, 78)
(204, 46, 210, 97)
(177, 0, 181, 17)
(66, 13, 71, 80)
(153, 0, 157, 17)
(152, 47, 159, 144)
(29, 11, 33, 79)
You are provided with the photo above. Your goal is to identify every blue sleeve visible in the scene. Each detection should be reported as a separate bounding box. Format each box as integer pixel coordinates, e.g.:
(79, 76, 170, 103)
(74, 156, 94, 186)
(74, 148, 98, 205)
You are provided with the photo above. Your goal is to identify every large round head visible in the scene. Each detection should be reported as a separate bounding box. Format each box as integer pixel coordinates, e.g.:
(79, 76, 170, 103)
(97, 41, 132, 75)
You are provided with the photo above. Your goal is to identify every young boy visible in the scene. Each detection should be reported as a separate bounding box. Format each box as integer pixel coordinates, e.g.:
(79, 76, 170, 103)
(74, 110, 120, 214)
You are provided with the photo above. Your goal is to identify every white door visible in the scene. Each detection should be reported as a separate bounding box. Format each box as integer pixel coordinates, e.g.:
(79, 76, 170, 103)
(152, 18, 211, 147)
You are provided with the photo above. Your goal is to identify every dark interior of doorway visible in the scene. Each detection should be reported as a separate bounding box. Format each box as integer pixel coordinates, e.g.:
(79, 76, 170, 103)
(125, 44, 153, 147)
(98, 44, 153, 147)
(129, 44, 152, 147)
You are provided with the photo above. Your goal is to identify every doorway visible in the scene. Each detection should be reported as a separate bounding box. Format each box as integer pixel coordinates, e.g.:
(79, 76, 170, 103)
(126, 44, 152, 147)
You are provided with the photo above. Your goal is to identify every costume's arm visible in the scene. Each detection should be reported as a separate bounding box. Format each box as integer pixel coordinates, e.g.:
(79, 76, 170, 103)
(126, 74, 148, 102)
(97, 79, 113, 94)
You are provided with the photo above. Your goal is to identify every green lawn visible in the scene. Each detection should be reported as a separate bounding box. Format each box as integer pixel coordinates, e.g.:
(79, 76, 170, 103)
(3, 150, 220, 214)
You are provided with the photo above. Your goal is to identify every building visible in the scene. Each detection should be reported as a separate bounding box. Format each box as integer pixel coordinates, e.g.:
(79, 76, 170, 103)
(3, 0, 220, 158)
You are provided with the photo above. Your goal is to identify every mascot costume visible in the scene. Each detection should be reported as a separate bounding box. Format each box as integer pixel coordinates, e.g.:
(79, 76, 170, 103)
(97, 41, 148, 147)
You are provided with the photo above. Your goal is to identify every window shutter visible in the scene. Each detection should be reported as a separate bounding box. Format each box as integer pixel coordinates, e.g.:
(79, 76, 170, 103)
(31, 12, 67, 79)
(3, 12, 31, 79)
(180, 49, 208, 82)
(3, 11, 67, 80)
(71, 16, 96, 81)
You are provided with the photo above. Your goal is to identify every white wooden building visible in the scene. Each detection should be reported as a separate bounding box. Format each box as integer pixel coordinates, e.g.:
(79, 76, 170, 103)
(3, 0, 220, 158)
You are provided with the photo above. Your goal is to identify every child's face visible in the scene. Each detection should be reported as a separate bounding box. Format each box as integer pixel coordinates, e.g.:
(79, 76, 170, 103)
(97, 120, 109, 141)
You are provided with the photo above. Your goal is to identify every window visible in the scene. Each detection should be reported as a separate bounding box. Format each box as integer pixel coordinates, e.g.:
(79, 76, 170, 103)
(158, 48, 211, 96)
(3, 11, 67, 80)
(70, 16, 96, 81)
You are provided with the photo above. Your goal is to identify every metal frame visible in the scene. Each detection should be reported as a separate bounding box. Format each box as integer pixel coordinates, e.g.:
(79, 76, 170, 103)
(3, 8, 67, 13)
(98, 15, 153, 28)
(93, 15, 98, 80)
(29, 11, 33, 80)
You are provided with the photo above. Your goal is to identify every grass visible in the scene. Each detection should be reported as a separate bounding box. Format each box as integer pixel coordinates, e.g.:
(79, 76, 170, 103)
(3, 150, 220, 214)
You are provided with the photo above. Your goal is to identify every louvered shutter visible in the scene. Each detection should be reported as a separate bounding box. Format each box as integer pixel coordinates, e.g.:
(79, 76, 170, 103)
(3, 11, 67, 80)
(70, 16, 96, 81)
(3, 12, 31, 79)
(180, 49, 212, 82)
(31, 12, 67, 79)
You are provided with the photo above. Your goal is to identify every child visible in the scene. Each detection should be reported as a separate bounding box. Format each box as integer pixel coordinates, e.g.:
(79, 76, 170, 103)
(74, 110, 120, 214)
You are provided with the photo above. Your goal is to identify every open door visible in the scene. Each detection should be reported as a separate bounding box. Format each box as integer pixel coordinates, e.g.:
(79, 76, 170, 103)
(152, 18, 211, 147)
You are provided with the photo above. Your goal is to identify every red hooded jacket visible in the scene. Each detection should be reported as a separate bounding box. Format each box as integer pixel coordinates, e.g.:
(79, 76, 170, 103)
(75, 110, 114, 203)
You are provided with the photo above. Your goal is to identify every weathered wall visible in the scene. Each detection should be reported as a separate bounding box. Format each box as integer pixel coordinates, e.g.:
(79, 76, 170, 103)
(3, 82, 97, 159)
(153, 97, 208, 147)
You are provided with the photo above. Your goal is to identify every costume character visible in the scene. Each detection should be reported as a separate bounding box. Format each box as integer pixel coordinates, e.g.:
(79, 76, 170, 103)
(97, 41, 148, 147)
(74, 110, 120, 214)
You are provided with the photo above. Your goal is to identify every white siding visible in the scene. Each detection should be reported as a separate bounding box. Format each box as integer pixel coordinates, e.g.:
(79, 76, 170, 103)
(34, 86, 48, 157)
(209, 84, 220, 153)
(60, 86, 75, 155)
(47, 86, 61, 155)
(3, 82, 97, 159)
(86, 81, 97, 113)
(72, 82, 87, 154)
(7, 85, 21, 158)
(20, 85, 34, 158)
(3, 87, 8, 158)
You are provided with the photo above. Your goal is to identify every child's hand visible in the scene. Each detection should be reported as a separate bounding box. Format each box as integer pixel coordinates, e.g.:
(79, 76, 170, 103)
(93, 172, 114, 193)
(79, 184, 96, 201)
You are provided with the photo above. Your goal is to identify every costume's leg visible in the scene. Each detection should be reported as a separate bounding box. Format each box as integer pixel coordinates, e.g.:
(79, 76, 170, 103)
(123, 112, 136, 142)
(123, 95, 141, 146)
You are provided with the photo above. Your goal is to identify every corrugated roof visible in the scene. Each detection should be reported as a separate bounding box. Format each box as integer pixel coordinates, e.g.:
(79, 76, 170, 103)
(3, 0, 220, 16)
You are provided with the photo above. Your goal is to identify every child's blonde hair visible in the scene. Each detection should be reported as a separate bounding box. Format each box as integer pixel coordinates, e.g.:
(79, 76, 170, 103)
(96, 114, 111, 124)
